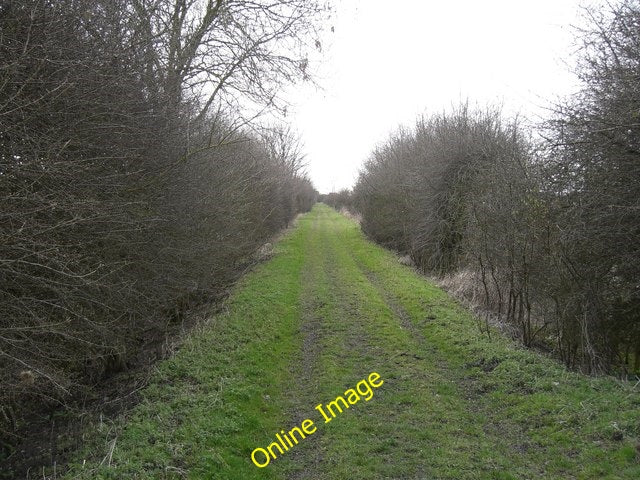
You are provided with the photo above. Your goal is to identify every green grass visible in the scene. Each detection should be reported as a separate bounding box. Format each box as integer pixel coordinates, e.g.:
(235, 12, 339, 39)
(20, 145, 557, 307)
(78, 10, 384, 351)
(64, 204, 640, 479)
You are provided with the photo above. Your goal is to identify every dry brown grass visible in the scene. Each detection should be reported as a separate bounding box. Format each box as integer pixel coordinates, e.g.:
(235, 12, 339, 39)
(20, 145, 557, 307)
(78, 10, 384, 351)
(339, 207, 362, 224)
(435, 268, 520, 340)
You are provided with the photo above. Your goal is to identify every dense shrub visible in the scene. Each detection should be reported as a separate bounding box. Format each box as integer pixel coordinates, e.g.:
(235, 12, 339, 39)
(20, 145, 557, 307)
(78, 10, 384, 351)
(354, 0, 640, 378)
(541, 0, 640, 372)
(320, 189, 353, 211)
(0, 0, 321, 442)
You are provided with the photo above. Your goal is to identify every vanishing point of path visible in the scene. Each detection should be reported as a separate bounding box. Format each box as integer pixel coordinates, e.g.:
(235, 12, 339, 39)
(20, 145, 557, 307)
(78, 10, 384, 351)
(65, 204, 639, 480)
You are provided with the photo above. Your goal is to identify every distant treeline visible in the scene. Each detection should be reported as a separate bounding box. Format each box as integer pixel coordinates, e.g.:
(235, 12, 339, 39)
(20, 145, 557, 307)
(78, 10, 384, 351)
(0, 0, 322, 438)
(342, 1, 640, 374)
(320, 191, 352, 211)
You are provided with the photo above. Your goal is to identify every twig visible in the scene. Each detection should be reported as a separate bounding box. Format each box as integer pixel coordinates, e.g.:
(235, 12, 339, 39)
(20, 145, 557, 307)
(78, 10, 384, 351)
(100, 437, 117, 467)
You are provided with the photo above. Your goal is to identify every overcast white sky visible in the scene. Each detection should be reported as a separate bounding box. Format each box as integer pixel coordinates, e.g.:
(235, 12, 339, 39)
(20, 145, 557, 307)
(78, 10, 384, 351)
(284, 0, 587, 193)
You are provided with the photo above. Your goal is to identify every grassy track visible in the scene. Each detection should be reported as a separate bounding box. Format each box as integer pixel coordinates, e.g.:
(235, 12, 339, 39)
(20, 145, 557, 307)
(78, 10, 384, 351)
(65, 204, 639, 479)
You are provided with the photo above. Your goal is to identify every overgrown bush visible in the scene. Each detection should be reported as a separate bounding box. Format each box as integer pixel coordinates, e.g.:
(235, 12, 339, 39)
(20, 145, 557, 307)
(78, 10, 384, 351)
(0, 0, 322, 448)
(355, 20, 640, 376)
(540, 0, 640, 372)
(320, 189, 353, 211)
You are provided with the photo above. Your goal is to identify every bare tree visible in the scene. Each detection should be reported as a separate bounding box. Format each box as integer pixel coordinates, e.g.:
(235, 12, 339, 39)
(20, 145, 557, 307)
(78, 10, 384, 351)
(0, 1, 324, 472)
(542, 0, 640, 372)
